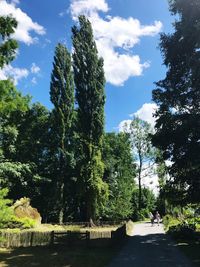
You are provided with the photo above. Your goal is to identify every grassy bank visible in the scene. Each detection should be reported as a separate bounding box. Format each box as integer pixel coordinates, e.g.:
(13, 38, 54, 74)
(0, 241, 121, 267)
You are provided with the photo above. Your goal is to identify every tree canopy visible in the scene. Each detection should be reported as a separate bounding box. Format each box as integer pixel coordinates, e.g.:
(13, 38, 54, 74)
(0, 15, 18, 68)
(152, 0, 200, 204)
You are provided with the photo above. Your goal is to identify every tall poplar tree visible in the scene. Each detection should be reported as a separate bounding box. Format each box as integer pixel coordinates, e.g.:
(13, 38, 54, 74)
(50, 43, 74, 223)
(72, 16, 108, 222)
(152, 0, 200, 204)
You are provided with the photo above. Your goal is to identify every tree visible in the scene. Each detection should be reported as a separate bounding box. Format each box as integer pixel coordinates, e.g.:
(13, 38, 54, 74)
(14, 103, 51, 218)
(72, 16, 108, 222)
(102, 133, 136, 220)
(0, 15, 18, 68)
(152, 0, 200, 204)
(50, 43, 74, 223)
(125, 117, 156, 211)
(0, 81, 44, 204)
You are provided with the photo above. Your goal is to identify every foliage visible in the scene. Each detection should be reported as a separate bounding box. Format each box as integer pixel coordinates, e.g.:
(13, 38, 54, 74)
(0, 188, 13, 228)
(125, 117, 156, 210)
(49, 43, 74, 223)
(0, 15, 18, 68)
(102, 133, 136, 220)
(162, 214, 180, 230)
(132, 187, 156, 221)
(72, 15, 108, 221)
(152, 0, 200, 204)
(0, 80, 31, 118)
(168, 223, 196, 239)
(0, 188, 35, 229)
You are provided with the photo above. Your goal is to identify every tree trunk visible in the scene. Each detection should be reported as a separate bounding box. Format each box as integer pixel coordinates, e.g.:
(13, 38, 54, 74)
(138, 153, 142, 211)
(59, 181, 64, 224)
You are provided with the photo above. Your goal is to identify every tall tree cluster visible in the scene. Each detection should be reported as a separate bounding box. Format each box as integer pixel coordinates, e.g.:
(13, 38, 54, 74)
(0, 14, 156, 223)
(152, 0, 200, 204)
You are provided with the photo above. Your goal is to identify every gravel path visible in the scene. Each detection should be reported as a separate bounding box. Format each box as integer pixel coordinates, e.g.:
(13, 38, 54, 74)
(106, 222, 193, 267)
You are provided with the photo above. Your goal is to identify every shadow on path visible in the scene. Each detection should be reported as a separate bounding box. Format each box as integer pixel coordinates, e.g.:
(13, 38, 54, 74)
(106, 222, 195, 267)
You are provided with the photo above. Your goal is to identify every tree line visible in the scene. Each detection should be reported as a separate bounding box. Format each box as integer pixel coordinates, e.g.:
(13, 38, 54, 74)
(1, 0, 200, 225)
(0, 15, 156, 224)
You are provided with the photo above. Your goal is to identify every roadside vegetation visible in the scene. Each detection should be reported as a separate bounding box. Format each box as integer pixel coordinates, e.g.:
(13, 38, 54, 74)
(0, 0, 200, 266)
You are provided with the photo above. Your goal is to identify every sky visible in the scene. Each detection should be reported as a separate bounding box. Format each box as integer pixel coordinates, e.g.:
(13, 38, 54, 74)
(0, 0, 174, 132)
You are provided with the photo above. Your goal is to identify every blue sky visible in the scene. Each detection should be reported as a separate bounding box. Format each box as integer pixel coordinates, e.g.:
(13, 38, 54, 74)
(0, 0, 174, 132)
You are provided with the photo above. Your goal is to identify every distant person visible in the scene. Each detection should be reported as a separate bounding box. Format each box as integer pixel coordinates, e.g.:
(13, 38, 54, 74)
(149, 212, 154, 226)
(155, 211, 161, 226)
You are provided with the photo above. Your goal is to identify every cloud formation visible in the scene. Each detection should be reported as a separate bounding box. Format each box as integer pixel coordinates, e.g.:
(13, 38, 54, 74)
(0, 65, 29, 85)
(70, 0, 109, 20)
(132, 103, 158, 125)
(118, 102, 158, 132)
(31, 63, 40, 74)
(70, 0, 162, 85)
(0, 0, 46, 45)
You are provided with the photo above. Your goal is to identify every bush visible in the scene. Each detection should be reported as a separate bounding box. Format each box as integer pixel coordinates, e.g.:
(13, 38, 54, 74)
(162, 214, 180, 230)
(0, 188, 14, 228)
(168, 222, 196, 239)
(4, 216, 36, 229)
(132, 210, 145, 221)
(0, 188, 36, 229)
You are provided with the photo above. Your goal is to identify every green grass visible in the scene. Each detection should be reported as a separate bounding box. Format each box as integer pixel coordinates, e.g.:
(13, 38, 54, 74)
(0, 241, 122, 267)
(0, 224, 118, 233)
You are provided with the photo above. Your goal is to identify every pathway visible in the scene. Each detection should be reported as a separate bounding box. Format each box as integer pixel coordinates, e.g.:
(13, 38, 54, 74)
(106, 222, 193, 267)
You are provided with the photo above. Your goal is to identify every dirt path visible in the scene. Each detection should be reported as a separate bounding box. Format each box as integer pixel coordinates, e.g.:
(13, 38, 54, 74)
(106, 222, 193, 267)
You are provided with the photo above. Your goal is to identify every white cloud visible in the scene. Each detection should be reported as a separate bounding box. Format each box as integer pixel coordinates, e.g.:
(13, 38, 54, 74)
(70, 0, 109, 20)
(118, 103, 158, 133)
(118, 119, 132, 133)
(0, 65, 29, 85)
(70, 0, 162, 85)
(31, 77, 37, 85)
(31, 63, 40, 74)
(133, 103, 158, 126)
(0, 0, 46, 45)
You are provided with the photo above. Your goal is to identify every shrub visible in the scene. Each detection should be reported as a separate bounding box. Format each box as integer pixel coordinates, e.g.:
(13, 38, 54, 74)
(0, 188, 13, 228)
(168, 222, 196, 239)
(4, 216, 36, 229)
(162, 214, 180, 230)
(132, 210, 145, 221)
(0, 188, 36, 229)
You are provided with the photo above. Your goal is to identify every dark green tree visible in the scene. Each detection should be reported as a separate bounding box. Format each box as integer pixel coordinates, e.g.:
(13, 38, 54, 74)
(72, 16, 108, 222)
(102, 133, 136, 220)
(0, 81, 41, 203)
(152, 0, 200, 204)
(0, 15, 18, 68)
(50, 43, 74, 224)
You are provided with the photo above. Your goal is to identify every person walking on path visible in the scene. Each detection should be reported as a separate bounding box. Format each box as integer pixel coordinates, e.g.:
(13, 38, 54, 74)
(149, 212, 154, 226)
(155, 211, 161, 226)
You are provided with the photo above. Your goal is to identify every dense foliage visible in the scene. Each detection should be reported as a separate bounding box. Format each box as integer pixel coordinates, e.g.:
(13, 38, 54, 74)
(0, 15, 18, 68)
(152, 0, 200, 204)
(0, 14, 159, 227)
(49, 43, 74, 223)
(72, 16, 108, 222)
(102, 133, 136, 220)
